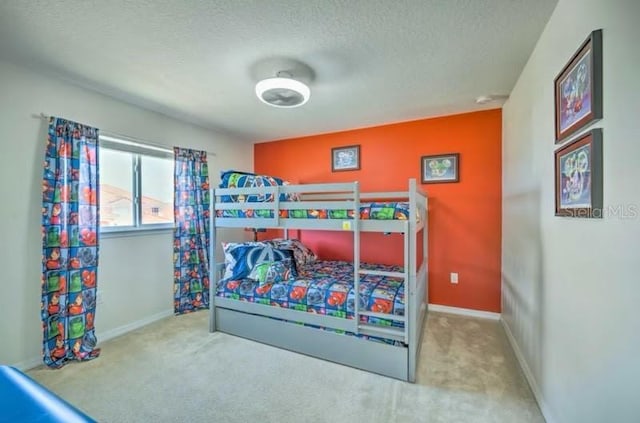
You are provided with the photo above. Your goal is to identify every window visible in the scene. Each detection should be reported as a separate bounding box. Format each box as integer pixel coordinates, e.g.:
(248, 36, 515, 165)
(99, 135, 174, 232)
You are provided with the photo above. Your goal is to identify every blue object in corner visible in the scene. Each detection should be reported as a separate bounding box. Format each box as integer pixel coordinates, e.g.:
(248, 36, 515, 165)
(0, 365, 96, 423)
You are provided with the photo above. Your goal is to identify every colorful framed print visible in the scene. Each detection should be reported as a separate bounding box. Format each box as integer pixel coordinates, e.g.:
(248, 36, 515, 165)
(554, 29, 602, 142)
(421, 153, 459, 184)
(331, 145, 360, 172)
(555, 128, 603, 218)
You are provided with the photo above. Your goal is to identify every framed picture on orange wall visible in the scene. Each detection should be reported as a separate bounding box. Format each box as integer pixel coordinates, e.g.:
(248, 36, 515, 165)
(421, 153, 459, 183)
(331, 145, 360, 172)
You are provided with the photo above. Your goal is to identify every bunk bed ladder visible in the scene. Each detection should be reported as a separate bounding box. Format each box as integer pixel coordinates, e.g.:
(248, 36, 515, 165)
(356, 220, 410, 344)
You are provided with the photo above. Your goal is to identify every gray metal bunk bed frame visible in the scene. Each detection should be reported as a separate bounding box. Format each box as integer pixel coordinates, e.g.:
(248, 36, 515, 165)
(208, 178, 428, 382)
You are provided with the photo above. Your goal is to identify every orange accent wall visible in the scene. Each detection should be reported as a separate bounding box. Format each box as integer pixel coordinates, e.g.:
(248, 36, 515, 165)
(254, 109, 502, 313)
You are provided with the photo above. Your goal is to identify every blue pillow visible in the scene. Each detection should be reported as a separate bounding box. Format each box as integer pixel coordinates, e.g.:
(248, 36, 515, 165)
(222, 242, 297, 281)
(218, 170, 298, 202)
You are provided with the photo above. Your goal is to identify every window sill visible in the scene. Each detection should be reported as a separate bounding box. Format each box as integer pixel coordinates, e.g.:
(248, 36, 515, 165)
(100, 226, 173, 239)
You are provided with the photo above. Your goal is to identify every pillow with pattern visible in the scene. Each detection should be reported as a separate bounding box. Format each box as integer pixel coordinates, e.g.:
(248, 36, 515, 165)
(248, 258, 295, 286)
(266, 238, 317, 268)
(221, 242, 297, 281)
(218, 170, 299, 202)
(221, 241, 267, 280)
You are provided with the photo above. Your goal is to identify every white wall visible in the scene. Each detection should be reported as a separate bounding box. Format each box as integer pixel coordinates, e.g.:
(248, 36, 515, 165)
(502, 0, 640, 422)
(0, 60, 252, 368)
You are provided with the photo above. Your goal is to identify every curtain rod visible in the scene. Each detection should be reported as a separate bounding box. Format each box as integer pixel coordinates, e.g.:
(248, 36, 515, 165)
(34, 113, 217, 157)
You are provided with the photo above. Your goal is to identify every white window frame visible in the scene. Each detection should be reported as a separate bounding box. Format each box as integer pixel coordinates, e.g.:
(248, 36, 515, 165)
(99, 134, 174, 236)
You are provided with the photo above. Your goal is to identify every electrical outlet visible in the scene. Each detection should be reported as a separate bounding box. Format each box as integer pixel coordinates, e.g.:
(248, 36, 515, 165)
(450, 272, 458, 284)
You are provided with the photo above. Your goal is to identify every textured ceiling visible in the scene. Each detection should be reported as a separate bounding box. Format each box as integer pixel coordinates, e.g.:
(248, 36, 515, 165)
(0, 0, 557, 142)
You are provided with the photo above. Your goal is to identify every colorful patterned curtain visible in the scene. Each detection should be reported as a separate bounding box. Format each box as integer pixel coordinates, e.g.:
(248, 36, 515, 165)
(173, 148, 211, 314)
(41, 117, 100, 368)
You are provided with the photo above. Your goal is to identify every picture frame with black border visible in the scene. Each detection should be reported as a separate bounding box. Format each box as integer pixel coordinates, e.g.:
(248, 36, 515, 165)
(331, 145, 360, 172)
(421, 153, 459, 184)
(554, 29, 603, 143)
(555, 128, 603, 218)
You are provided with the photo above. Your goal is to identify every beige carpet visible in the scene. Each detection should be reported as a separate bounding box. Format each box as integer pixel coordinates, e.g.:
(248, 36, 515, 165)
(28, 311, 543, 423)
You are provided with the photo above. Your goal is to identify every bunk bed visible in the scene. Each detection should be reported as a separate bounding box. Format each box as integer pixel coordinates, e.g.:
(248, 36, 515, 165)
(208, 173, 429, 382)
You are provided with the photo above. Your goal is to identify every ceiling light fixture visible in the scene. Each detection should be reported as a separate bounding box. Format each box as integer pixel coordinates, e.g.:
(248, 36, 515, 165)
(255, 71, 310, 108)
(475, 94, 509, 104)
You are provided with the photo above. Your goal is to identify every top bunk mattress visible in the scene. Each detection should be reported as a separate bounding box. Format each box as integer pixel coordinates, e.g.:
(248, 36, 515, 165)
(215, 170, 412, 220)
(215, 202, 410, 220)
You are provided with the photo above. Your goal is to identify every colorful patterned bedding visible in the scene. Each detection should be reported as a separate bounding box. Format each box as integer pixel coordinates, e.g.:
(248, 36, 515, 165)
(216, 202, 410, 220)
(219, 170, 297, 203)
(216, 260, 405, 344)
(217, 170, 412, 221)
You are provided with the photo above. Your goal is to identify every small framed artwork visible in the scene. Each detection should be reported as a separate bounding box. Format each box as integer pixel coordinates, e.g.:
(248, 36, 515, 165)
(555, 128, 603, 218)
(331, 145, 360, 172)
(421, 153, 459, 184)
(554, 29, 603, 143)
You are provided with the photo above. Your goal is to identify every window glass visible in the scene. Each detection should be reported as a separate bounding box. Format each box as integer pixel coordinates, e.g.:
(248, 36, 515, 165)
(141, 155, 173, 225)
(99, 148, 134, 227)
(98, 138, 174, 232)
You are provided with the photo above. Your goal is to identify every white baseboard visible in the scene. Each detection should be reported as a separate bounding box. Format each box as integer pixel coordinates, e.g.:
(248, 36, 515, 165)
(98, 309, 174, 343)
(12, 357, 44, 372)
(428, 303, 501, 320)
(501, 318, 554, 423)
(12, 309, 174, 372)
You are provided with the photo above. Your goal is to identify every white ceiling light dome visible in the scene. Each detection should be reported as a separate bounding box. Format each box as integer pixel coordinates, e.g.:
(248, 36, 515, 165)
(475, 94, 510, 104)
(255, 71, 310, 108)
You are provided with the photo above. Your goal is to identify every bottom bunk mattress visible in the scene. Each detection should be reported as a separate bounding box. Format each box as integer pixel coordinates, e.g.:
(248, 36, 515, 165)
(215, 260, 405, 344)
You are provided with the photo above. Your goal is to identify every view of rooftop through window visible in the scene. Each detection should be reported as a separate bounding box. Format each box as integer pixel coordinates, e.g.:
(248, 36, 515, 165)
(99, 146, 173, 228)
